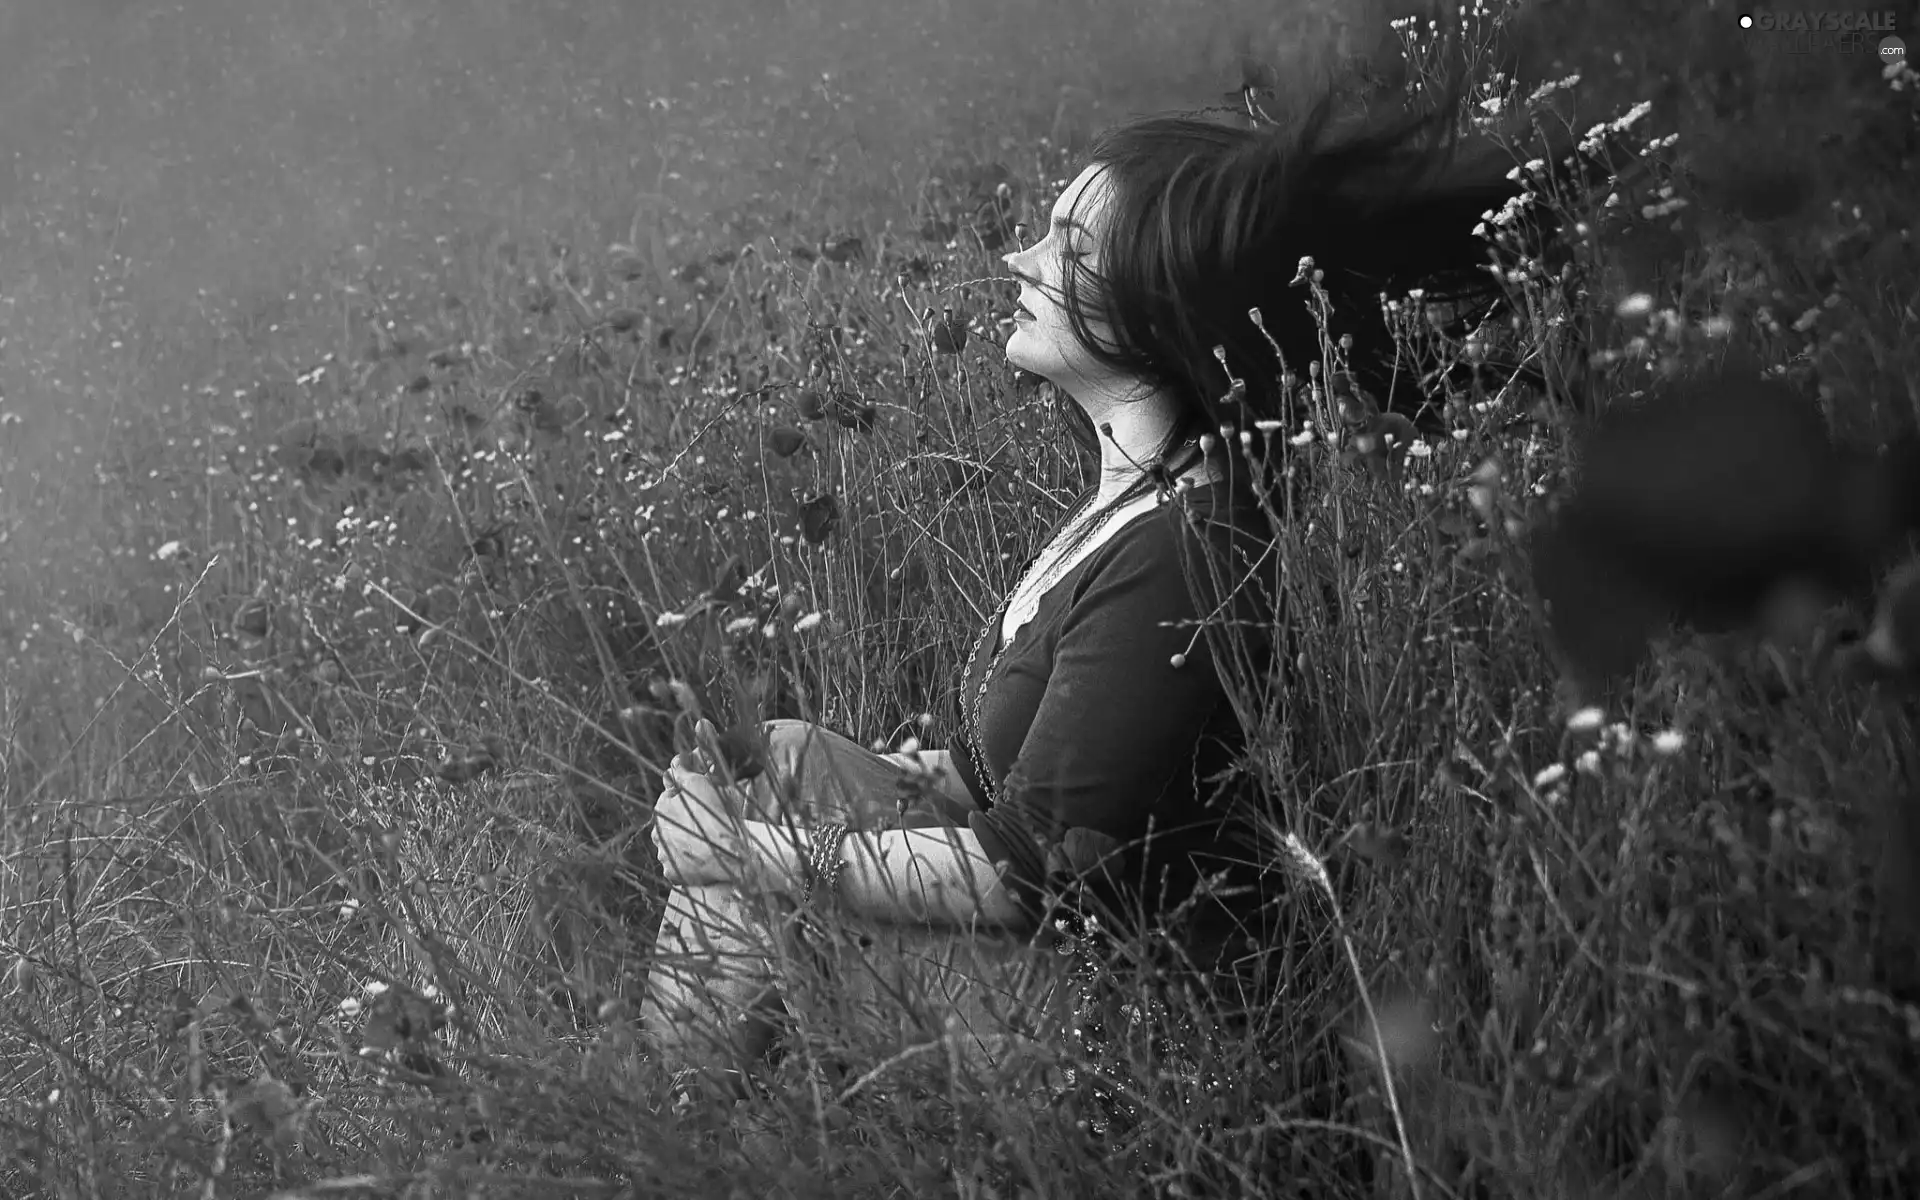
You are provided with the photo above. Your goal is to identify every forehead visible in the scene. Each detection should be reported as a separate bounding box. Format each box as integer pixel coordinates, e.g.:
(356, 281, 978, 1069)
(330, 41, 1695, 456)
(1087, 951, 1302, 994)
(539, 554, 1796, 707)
(1052, 163, 1115, 225)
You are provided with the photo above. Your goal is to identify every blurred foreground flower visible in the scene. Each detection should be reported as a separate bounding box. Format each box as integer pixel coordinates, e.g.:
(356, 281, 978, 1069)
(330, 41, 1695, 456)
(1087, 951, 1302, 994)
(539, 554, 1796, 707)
(1834, 559, 1920, 686)
(1529, 365, 1920, 696)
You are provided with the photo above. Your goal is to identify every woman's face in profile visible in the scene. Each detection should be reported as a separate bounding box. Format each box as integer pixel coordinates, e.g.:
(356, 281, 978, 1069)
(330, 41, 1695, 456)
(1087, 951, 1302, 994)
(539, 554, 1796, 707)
(1001, 163, 1123, 392)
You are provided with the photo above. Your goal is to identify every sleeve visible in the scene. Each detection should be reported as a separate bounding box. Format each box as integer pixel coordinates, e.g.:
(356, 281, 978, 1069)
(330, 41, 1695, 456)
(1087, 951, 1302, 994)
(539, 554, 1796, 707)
(967, 509, 1273, 934)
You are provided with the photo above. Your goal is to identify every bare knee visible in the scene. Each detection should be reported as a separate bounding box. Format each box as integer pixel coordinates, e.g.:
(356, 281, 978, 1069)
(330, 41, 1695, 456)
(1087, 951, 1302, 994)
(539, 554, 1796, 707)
(754, 719, 826, 822)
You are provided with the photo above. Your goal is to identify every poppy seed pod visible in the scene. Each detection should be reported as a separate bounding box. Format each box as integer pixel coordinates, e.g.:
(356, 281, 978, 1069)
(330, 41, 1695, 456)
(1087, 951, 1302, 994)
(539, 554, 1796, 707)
(931, 307, 968, 355)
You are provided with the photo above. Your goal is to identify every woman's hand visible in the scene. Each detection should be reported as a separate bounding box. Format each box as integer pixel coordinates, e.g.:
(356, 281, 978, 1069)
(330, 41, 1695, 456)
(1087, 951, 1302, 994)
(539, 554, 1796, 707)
(652, 748, 743, 887)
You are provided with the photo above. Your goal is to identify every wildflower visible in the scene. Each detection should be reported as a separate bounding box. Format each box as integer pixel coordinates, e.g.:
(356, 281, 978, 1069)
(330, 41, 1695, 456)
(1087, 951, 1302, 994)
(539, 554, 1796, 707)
(1467, 458, 1501, 521)
(1533, 762, 1568, 788)
(1575, 749, 1602, 776)
(1527, 74, 1580, 104)
(1566, 706, 1605, 732)
(155, 540, 184, 562)
(1611, 101, 1653, 132)
(1650, 729, 1685, 756)
(337, 997, 363, 1017)
(1616, 293, 1654, 319)
(793, 611, 825, 633)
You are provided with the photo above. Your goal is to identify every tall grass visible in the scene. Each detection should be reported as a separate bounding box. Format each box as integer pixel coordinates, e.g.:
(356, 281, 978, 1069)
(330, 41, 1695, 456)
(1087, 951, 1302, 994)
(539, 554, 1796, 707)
(4, 0, 1919, 1195)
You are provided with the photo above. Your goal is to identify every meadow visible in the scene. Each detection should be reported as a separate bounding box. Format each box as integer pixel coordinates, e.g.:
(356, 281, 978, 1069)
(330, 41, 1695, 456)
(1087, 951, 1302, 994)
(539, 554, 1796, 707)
(3, 0, 1920, 1195)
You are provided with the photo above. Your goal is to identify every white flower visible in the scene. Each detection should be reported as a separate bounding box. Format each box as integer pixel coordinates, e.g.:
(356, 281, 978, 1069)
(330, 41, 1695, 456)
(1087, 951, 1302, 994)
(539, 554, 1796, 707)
(1616, 293, 1654, 319)
(1533, 763, 1568, 788)
(1611, 101, 1653, 131)
(793, 611, 825, 633)
(1566, 706, 1605, 732)
(154, 540, 183, 562)
(337, 997, 363, 1017)
(1651, 729, 1686, 756)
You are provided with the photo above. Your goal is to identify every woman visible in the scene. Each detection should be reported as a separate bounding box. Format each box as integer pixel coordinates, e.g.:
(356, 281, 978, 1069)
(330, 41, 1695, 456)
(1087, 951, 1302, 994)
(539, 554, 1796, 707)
(642, 82, 1554, 1123)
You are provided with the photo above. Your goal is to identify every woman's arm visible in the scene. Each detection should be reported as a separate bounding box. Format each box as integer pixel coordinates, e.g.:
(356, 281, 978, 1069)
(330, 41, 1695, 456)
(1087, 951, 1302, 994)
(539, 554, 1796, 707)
(881, 747, 981, 813)
(733, 817, 1026, 931)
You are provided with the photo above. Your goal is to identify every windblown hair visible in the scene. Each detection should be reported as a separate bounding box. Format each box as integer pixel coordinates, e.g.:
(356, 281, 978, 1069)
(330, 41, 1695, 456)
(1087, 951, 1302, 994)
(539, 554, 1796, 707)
(1039, 78, 1578, 565)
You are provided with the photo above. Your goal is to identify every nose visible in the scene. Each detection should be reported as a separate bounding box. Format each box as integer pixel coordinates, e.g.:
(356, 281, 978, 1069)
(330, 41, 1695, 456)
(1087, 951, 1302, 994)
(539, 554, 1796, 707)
(1002, 225, 1034, 277)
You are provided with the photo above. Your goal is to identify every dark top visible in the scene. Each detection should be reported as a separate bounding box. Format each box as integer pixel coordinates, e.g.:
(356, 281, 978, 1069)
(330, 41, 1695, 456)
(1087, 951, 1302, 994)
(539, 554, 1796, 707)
(951, 479, 1288, 974)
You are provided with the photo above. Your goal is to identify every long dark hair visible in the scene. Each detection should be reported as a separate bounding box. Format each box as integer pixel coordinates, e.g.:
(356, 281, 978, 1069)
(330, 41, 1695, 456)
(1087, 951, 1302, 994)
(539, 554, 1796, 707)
(1035, 78, 1573, 569)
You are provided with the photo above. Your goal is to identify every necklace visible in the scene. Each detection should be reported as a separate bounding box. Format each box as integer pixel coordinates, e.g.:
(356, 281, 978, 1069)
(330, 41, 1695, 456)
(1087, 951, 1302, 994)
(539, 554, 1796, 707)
(1001, 491, 1152, 637)
(959, 438, 1205, 814)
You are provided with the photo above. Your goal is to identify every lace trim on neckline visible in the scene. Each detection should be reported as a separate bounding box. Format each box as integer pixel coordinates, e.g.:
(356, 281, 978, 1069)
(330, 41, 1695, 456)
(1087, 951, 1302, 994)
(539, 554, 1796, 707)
(1000, 490, 1165, 644)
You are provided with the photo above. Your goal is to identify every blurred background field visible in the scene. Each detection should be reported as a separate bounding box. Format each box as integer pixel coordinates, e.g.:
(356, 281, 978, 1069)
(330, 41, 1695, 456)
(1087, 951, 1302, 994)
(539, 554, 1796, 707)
(2, 0, 1919, 1195)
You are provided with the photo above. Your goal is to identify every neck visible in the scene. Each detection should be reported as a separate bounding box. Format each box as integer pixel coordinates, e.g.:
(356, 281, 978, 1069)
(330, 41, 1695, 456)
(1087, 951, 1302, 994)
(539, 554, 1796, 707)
(1095, 430, 1215, 505)
(1066, 382, 1219, 503)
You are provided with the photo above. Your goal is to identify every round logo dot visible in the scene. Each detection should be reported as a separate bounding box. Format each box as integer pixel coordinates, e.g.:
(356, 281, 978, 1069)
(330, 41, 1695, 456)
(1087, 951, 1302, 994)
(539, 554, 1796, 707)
(1881, 35, 1908, 62)
(1739, 13, 1754, 29)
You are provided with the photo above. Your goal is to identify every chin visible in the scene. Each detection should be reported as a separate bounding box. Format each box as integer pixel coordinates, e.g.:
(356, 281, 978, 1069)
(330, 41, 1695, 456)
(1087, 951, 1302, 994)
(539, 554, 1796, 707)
(1001, 336, 1031, 374)
(1001, 331, 1047, 378)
